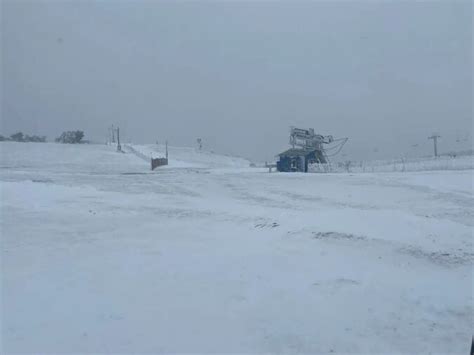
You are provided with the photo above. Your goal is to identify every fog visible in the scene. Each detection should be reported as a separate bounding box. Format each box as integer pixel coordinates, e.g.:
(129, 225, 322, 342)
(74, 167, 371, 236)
(2, 0, 472, 162)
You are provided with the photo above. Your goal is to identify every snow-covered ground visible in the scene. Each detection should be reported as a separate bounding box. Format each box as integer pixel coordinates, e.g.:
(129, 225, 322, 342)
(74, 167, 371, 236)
(312, 155, 474, 174)
(1, 142, 472, 354)
(125, 143, 251, 169)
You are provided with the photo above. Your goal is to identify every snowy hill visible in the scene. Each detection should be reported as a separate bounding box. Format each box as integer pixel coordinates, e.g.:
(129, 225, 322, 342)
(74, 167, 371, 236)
(1, 142, 146, 174)
(125, 143, 251, 169)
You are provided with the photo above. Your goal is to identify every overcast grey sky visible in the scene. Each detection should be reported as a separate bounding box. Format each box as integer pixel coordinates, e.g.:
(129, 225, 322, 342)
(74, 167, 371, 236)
(2, 0, 472, 161)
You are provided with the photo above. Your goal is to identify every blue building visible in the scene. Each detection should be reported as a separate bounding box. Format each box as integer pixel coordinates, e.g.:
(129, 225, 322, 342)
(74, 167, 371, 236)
(276, 148, 327, 173)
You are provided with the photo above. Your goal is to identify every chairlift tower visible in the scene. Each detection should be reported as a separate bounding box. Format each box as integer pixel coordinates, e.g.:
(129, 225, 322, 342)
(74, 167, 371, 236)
(428, 134, 441, 157)
(289, 126, 335, 151)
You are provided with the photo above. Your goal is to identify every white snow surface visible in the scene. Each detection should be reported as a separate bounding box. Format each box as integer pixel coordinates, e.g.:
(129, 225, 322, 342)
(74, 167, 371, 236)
(1, 142, 473, 354)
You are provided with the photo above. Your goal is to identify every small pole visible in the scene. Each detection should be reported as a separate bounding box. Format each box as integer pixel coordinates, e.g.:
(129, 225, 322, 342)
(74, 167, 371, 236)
(165, 140, 168, 160)
(117, 127, 122, 152)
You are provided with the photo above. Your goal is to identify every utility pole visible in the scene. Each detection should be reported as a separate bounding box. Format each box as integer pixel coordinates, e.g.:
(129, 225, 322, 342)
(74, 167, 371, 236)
(428, 134, 441, 157)
(116, 127, 122, 152)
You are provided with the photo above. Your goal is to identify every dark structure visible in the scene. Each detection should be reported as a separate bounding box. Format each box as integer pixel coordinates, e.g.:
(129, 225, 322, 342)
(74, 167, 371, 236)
(151, 141, 169, 170)
(276, 148, 327, 173)
(275, 127, 348, 173)
(151, 157, 168, 170)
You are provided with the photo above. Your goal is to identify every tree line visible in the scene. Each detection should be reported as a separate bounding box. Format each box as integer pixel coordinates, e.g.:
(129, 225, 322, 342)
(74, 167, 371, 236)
(0, 132, 47, 142)
(0, 131, 86, 144)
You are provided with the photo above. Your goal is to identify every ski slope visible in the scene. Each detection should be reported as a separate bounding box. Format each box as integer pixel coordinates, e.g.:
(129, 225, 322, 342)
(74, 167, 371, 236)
(1, 142, 472, 354)
(126, 143, 251, 169)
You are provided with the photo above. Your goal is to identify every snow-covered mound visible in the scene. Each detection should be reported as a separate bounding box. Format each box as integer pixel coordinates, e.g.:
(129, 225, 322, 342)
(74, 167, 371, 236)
(126, 143, 250, 169)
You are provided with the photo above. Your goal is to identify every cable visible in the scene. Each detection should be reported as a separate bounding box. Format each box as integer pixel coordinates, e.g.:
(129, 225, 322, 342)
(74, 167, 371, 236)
(324, 137, 348, 150)
(325, 138, 348, 157)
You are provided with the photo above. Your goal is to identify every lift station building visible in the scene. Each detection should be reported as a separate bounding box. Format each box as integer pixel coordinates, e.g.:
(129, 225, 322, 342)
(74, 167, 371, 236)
(276, 127, 347, 173)
(276, 148, 327, 173)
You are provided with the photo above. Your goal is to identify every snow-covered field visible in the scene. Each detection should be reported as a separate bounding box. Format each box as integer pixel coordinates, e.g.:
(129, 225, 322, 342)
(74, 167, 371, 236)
(1, 142, 472, 354)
